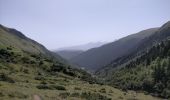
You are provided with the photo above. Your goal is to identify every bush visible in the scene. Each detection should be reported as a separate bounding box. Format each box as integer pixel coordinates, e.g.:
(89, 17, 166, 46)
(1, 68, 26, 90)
(59, 92, 70, 98)
(36, 84, 66, 90)
(0, 49, 11, 58)
(63, 69, 76, 77)
(0, 73, 15, 83)
(161, 88, 170, 99)
(34, 76, 45, 81)
(74, 87, 81, 90)
(99, 88, 106, 93)
(50, 64, 64, 72)
(21, 57, 30, 63)
(36, 84, 50, 89)
(71, 92, 80, 97)
(53, 85, 66, 90)
(23, 68, 29, 74)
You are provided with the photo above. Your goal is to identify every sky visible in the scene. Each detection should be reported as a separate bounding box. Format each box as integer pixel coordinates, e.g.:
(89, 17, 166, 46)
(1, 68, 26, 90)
(0, 0, 170, 50)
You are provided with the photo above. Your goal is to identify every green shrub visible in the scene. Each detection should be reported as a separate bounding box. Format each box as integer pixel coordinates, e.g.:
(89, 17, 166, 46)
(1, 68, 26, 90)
(34, 76, 45, 81)
(99, 88, 106, 93)
(71, 92, 80, 97)
(36, 84, 66, 90)
(53, 85, 66, 90)
(59, 92, 70, 98)
(50, 64, 64, 72)
(23, 68, 29, 74)
(74, 87, 81, 90)
(21, 57, 30, 63)
(0, 73, 15, 83)
(36, 84, 50, 89)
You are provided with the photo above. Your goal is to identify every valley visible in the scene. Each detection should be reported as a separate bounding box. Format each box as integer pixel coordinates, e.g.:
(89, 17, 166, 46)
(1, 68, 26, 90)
(0, 21, 170, 100)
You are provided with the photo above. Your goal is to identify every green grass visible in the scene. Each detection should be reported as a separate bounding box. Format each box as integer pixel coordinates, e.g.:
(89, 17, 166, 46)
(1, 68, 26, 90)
(0, 45, 162, 100)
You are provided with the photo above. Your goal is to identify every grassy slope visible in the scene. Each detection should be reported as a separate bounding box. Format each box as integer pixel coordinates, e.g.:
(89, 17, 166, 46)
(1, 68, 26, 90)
(0, 46, 160, 100)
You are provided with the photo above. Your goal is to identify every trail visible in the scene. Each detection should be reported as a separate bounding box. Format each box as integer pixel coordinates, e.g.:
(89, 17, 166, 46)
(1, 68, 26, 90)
(33, 95, 42, 100)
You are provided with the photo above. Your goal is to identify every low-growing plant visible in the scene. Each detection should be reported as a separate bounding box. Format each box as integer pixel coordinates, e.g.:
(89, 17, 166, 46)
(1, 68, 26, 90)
(71, 92, 80, 97)
(99, 88, 106, 93)
(59, 92, 70, 98)
(0, 73, 15, 83)
(74, 87, 81, 90)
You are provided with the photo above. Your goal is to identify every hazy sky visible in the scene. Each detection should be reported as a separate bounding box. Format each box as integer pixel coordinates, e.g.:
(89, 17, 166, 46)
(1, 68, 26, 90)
(0, 0, 170, 50)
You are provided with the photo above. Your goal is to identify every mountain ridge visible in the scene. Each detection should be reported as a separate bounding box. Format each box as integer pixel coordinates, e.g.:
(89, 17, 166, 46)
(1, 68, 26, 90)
(70, 27, 159, 72)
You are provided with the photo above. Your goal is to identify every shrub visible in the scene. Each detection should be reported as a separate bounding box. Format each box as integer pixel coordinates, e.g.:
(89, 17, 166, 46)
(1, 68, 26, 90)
(50, 64, 64, 72)
(0, 73, 15, 83)
(74, 87, 81, 90)
(161, 88, 170, 99)
(63, 69, 76, 77)
(99, 88, 106, 93)
(21, 57, 30, 63)
(0, 49, 11, 58)
(36, 84, 50, 89)
(53, 85, 66, 90)
(36, 84, 66, 90)
(71, 92, 80, 97)
(34, 76, 45, 81)
(23, 68, 29, 74)
(59, 92, 70, 98)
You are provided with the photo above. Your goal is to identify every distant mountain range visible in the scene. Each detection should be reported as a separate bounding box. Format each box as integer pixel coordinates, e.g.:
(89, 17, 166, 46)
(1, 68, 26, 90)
(70, 28, 158, 71)
(55, 42, 106, 61)
(57, 42, 106, 51)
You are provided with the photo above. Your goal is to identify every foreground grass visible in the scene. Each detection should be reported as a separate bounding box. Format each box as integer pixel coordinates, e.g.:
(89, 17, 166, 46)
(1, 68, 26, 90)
(0, 73, 161, 100)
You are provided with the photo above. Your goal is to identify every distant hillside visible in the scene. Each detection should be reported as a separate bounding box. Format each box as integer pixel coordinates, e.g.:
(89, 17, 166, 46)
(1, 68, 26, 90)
(94, 21, 170, 99)
(57, 50, 83, 60)
(71, 27, 159, 72)
(98, 37, 170, 99)
(97, 21, 170, 75)
(57, 42, 106, 51)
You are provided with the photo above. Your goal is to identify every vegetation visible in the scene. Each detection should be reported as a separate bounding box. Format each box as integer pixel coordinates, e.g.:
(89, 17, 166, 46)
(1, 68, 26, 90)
(0, 24, 168, 100)
(105, 39, 170, 99)
(0, 44, 160, 100)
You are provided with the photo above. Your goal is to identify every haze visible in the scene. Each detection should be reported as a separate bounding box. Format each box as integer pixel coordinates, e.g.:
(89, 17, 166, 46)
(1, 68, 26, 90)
(0, 0, 170, 50)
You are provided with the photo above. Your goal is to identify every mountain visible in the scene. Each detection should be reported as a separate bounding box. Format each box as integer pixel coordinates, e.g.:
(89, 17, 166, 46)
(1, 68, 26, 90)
(96, 21, 170, 75)
(94, 21, 170, 99)
(0, 24, 158, 100)
(71, 27, 159, 72)
(57, 50, 83, 60)
(57, 42, 106, 51)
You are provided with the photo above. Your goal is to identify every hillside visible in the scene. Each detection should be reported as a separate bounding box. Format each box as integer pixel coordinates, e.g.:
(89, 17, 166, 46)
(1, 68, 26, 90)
(95, 21, 170, 99)
(71, 28, 158, 71)
(0, 25, 65, 62)
(0, 25, 159, 100)
(96, 21, 170, 75)
(57, 50, 83, 60)
(98, 38, 170, 99)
